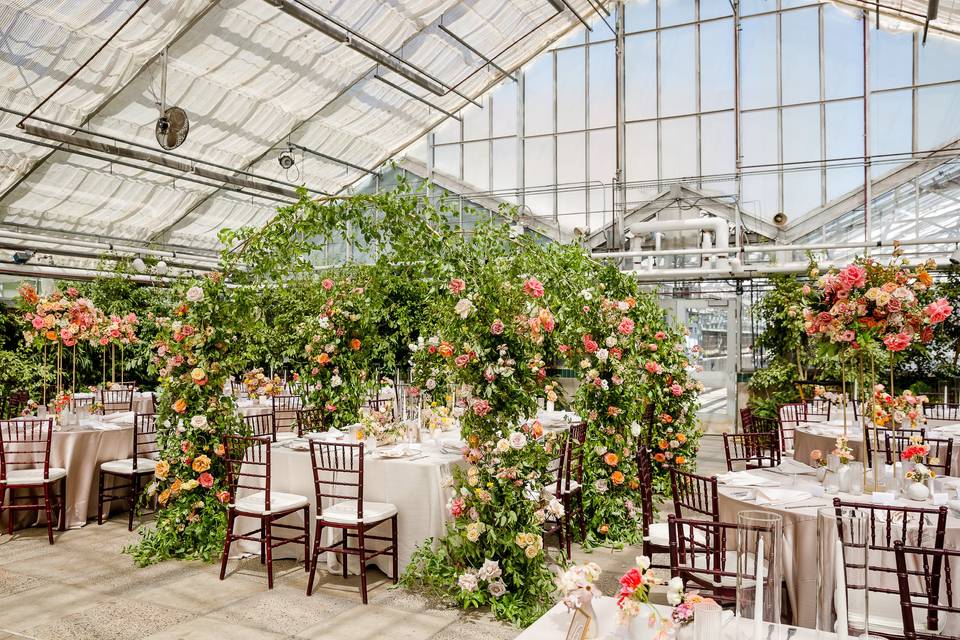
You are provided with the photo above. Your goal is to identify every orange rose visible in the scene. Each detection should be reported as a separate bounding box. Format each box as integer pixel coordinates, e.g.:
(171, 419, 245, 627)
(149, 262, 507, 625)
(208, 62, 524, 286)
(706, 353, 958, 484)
(192, 454, 211, 473)
(658, 439, 669, 450)
(628, 479, 640, 491)
(675, 455, 686, 465)
(598, 524, 609, 535)
(654, 453, 666, 463)
(676, 433, 687, 443)
(170, 478, 183, 495)
(350, 338, 361, 351)
(158, 489, 171, 505)
(531, 421, 543, 438)
(316, 352, 331, 365)
(603, 452, 619, 466)
(173, 398, 187, 414)
(45, 330, 57, 341)
(611, 471, 625, 485)
(625, 297, 636, 308)
(438, 342, 454, 358)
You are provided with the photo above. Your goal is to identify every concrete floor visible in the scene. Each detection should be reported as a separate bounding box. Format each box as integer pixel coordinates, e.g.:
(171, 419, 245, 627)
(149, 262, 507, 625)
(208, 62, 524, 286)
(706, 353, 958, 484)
(0, 435, 729, 640)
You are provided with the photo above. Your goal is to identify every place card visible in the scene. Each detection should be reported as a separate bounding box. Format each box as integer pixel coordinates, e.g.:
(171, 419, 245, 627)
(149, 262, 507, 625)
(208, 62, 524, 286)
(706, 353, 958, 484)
(872, 491, 895, 504)
(932, 492, 949, 506)
(564, 607, 593, 640)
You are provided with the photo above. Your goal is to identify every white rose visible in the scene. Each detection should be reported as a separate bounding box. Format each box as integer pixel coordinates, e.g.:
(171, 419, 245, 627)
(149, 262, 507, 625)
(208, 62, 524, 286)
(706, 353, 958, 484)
(457, 572, 479, 592)
(331, 375, 342, 388)
(488, 579, 506, 597)
(605, 336, 617, 347)
(596, 348, 608, 362)
(190, 415, 208, 429)
(547, 498, 565, 518)
(638, 555, 651, 570)
(630, 422, 642, 437)
(185, 286, 204, 302)
(454, 298, 474, 319)
(478, 559, 502, 580)
(509, 432, 527, 449)
(594, 444, 608, 456)
(581, 290, 593, 301)
(496, 439, 510, 453)
(426, 378, 437, 390)
(667, 576, 685, 605)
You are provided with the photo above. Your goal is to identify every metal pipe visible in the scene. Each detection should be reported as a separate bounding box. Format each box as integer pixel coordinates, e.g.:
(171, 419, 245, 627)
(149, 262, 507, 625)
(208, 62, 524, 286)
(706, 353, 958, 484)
(625, 258, 958, 281)
(288, 142, 379, 176)
(17, 0, 152, 128)
(593, 236, 960, 258)
(554, 0, 593, 30)
(0, 230, 223, 267)
(437, 24, 517, 82)
(21, 123, 302, 200)
(373, 75, 463, 121)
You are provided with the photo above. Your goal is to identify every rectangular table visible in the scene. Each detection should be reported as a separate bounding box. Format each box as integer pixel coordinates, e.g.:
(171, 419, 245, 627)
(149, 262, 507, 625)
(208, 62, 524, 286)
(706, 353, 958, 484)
(234, 439, 466, 575)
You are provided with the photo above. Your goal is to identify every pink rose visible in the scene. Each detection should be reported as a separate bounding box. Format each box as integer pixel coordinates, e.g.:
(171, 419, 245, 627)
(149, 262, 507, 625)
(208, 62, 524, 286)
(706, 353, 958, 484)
(324, 403, 337, 412)
(454, 354, 470, 368)
(654, 331, 666, 340)
(66, 287, 78, 297)
(449, 278, 466, 294)
(670, 383, 683, 397)
(801, 285, 811, 295)
(883, 332, 911, 352)
(31, 316, 44, 329)
(199, 472, 214, 489)
(645, 361, 662, 375)
(583, 334, 598, 353)
(322, 278, 334, 290)
(523, 277, 544, 298)
(450, 497, 465, 518)
(617, 317, 635, 336)
(558, 344, 570, 353)
(472, 399, 491, 417)
(490, 319, 505, 335)
(839, 264, 867, 290)
(925, 298, 953, 325)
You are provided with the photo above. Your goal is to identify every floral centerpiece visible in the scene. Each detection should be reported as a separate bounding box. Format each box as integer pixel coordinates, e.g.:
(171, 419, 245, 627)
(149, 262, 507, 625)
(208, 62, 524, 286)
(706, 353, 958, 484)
(358, 407, 404, 444)
(872, 385, 928, 429)
(833, 435, 855, 464)
(242, 368, 282, 399)
(556, 562, 602, 637)
(616, 555, 686, 638)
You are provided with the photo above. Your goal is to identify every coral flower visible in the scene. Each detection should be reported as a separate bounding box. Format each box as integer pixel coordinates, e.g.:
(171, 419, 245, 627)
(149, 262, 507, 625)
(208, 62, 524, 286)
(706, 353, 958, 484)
(172, 398, 187, 414)
(350, 338, 361, 351)
(604, 452, 619, 466)
(611, 471, 625, 485)
(198, 472, 214, 489)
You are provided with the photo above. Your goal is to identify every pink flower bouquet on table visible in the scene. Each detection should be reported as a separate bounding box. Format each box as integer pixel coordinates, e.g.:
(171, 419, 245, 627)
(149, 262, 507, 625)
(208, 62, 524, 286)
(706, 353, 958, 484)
(556, 562, 602, 610)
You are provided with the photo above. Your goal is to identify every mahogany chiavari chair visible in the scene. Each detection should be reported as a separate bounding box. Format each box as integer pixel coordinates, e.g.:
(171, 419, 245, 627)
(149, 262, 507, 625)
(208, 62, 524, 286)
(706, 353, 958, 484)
(833, 499, 949, 639)
(669, 467, 720, 521)
(305, 441, 398, 603)
(807, 397, 832, 420)
(777, 402, 807, 454)
(147, 392, 157, 413)
(893, 542, 960, 640)
(668, 516, 739, 605)
(722, 431, 781, 471)
(98, 413, 159, 530)
(241, 412, 276, 442)
(295, 407, 327, 437)
(230, 379, 247, 398)
(882, 432, 952, 478)
(71, 394, 100, 413)
(923, 403, 960, 422)
(739, 407, 754, 433)
(101, 386, 134, 413)
(863, 427, 924, 469)
(219, 435, 310, 589)
(272, 394, 303, 439)
(541, 429, 570, 558)
(362, 397, 394, 420)
(745, 415, 780, 436)
(559, 421, 587, 549)
(0, 418, 66, 544)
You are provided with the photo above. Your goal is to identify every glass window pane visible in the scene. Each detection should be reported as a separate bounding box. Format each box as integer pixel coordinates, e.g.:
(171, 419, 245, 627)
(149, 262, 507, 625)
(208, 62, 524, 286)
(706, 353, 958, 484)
(781, 8, 820, 105)
(661, 116, 697, 180)
(405, 135, 428, 163)
(625, 0, 655, 32)
(741, 16, 777, 109)
(492, 138, 518, 202)
(524, 136, 554, 186)
(740, 0, 773, 16)
(871, 89, 911, 178)
(700, 111, 734, 179)
(782, 105, 822, 214)
(435, 117, 460, 144)
(557, 48, 585, 131)
(660, 0, 694, 27)
(918, 33, 960, 84)
(700, 19, 734, 111)
(589, 42, 615, 128)
(871, 27, 913, 90)
(742, 110, 778, 218)
(463, 102, 488, 141)
(588, 128, 615, 229)
(626, 121, 657, 181)
(463, 141, 489, 190)
(660, 25, 696, 116)
(700, 0, 733, 20)
(434, 144, 460, 179)
(524, 54, 554, 136)
(625, 33, 657, 120)
(491, 81, 517, 138)
(825, 99, 863, 201)
(557, 133, 586, 224)
(918, 84, 960, 151)
(824, 5, 863, 100)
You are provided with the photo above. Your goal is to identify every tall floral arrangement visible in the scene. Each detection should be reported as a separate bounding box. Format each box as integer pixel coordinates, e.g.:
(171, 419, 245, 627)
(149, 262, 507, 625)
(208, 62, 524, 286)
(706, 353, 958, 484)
(402, 242, 563, 625)
(129, 274, 244, 565)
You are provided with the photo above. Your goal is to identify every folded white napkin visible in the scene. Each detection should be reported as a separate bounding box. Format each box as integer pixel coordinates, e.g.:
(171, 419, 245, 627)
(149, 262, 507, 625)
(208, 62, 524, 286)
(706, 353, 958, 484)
(930, 424, 960, 436)
(87, 420, 122, 431)
(754, 488, 812, 506)
(773, 459, 818, 475)
(102, 411, 135, 423)
(717, 471, 780, 487)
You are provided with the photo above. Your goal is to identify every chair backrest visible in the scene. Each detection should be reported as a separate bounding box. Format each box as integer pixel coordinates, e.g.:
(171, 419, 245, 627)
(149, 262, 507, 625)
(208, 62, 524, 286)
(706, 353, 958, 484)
(833, 499, 948, 609)
(309, 441, 364, 520)
(272, 394, 303, 432)
(863, 426, 925, 468)
(669, 467, 720, 520)
(102, 387, 134, 413)
(722, 431, 781, 471)
(363, 397, 394, 418)
(564, 421, 587, 492)
(295, 407, 326, 437)
(883, 433, 952, 477)
(0, 418, 54, 480)
(893, 542, 960, 640)
(544, 431, 567, 498)
(230, 379, 247, 398)
(923, 403, 960, 422)
(223, 435, 272, 511)
(739, 407, 753, 432)
(777, 402, 807, 452)
(668, 516, 739, 604)
(745, 415, 779, 436)
(111, 381, 136, 390)
(147, 392, 157, 413)
(241, 412, 276, 442)
(132, 413, 159, 469)
(807, 397, 832, 419)
(71, 395, 99, 412)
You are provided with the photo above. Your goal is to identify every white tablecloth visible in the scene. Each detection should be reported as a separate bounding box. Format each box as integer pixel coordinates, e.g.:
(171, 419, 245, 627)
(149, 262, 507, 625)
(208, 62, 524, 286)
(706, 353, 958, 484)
(514, 596, 828, 639)
(235, 438, 466, 575)
(72, 391, 154, 414)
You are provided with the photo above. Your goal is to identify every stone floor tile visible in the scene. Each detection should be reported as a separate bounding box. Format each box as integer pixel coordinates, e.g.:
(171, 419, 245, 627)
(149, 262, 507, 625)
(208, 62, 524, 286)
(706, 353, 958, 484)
(0, 582, 102, 634)
(295, 604, 452, 639)
(208, 583, 356, 632)
(142, 615, 289, 640)
(129, 570, 267, 614)
(22, 598, 194, 640)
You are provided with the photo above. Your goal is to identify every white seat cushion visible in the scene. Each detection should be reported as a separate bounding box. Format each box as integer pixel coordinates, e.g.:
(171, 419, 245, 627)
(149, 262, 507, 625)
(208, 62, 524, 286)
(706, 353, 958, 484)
(233, 491, 308, 515)
(543, 480, 581, 496)
(3, 467, 67, 485)
(846, 590, 942, 637)
(645, 521, 708, 547)
(101, 458, 157, 475)
(321, 500, 398, 524)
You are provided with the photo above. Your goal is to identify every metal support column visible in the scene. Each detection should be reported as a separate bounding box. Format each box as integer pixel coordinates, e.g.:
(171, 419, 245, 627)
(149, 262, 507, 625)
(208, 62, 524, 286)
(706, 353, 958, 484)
(614, 1, 627, 252)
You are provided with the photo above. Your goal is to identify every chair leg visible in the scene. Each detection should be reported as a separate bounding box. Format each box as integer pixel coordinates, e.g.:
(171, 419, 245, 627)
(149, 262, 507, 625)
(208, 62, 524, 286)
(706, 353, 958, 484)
(219, 510, 234, 580)
(42, 483, 54, 545)
(97, 470, 105, 526)
(576, 490, 586, 540)
(341, 532, 348, 579)
(260, 516, 265, 565)
(265, 517, 274, 589)
(358, 525, 368, 604)
(306, 525, 322, 596)
(391, 516, 398, 584)
(128, 473, 140, 531)
(302, 506, 310, 573)
(6, 488, 13, 535)
(59, 477, 67, 531)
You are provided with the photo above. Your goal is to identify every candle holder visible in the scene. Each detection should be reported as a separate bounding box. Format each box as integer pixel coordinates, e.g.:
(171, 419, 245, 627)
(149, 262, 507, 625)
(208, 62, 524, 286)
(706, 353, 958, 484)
(736, 511, 783, 640)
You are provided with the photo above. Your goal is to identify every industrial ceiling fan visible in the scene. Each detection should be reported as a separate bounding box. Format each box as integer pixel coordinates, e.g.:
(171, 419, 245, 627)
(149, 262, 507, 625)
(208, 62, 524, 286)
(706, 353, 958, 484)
(155, 48, 189, 150)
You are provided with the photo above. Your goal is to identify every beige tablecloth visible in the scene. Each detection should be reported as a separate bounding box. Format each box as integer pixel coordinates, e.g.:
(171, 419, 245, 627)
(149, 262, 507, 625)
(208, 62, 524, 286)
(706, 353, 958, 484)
(718, 468, 960, 633)
(235, 439, 466, 575)
(793, 423, 868, 469)
(72, 391, 154, 414)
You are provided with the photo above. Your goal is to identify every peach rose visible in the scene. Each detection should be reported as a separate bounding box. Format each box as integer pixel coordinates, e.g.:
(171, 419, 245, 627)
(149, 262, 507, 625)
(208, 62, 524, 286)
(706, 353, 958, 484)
(154, 459, 170, 480)
(611, 471, 625, 485)
(192, 454, 211, 473)
(158, 489, 171, 505)
(173, 398, 187, 414)
(603, 452, 619, 466)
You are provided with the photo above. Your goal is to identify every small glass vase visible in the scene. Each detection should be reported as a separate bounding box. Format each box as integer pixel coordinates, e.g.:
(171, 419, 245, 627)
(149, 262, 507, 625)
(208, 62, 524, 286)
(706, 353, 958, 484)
(736, 511, 783, 640)
(824, 469, 840, 495)
(837, 464, 852, 493)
